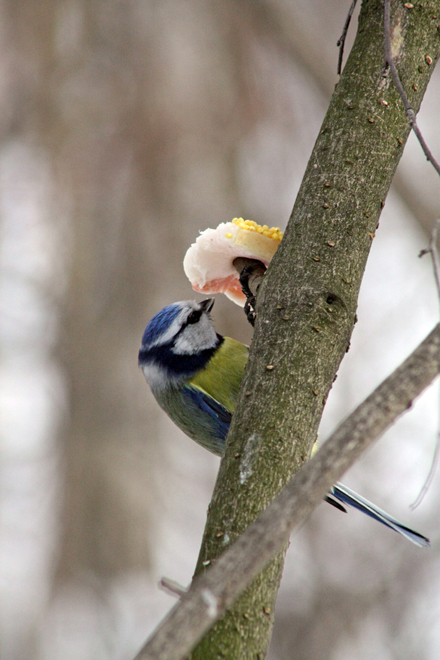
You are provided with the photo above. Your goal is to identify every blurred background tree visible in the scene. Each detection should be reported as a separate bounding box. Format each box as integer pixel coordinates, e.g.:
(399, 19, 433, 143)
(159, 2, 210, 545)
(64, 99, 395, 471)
(0, 2, 439, 659)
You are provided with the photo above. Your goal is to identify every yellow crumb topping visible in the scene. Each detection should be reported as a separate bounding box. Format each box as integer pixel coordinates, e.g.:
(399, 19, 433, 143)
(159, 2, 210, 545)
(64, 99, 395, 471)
(225, 232, 233, 238)
(232, 217, 283, 242)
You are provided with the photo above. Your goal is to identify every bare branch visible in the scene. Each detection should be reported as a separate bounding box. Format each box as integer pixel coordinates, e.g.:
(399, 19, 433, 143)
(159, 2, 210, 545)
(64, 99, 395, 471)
(384, 0, 440, 176)
(133, 324, 440, 660)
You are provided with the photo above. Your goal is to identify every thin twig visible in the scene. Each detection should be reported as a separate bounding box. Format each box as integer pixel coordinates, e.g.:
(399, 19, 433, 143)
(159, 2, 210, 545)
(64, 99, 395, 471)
(159, 578, 188, 598)
(133, 324, 440, 660)
(337, 0, 358, 75)
(410, 427, 440, 510)
(384, 0, 440, 176)
(412, 221, 440, 508)
(427, 222, 440, 299)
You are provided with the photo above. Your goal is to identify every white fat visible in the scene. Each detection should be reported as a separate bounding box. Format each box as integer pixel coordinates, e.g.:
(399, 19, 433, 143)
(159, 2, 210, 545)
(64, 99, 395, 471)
(183, 222, 239, 287)
(172, 312, 218, 354)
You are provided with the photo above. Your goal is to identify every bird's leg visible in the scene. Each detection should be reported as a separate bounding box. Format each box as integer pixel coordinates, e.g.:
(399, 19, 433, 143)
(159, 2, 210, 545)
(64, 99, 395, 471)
(233, 257, 267, 327)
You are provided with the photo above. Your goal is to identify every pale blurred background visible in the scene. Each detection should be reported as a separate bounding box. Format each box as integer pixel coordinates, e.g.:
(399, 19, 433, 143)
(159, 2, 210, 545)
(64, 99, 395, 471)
(1, 1, 439, 659)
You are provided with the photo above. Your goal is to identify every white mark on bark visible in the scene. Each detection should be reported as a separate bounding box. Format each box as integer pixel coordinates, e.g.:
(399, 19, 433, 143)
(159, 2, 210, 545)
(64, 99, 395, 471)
(201, 589, 218, 619)
(240, 432, 263, 484)
(391, 16, 403, 59)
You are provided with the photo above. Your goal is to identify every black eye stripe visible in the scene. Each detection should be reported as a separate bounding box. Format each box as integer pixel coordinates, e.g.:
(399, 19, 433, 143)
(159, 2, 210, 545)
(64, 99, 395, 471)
(170, 308, 204, 342)
(186, 309, 202, 325)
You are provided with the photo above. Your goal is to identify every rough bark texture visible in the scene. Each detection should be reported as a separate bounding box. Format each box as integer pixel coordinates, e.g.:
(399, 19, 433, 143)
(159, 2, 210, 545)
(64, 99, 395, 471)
(189, 2, 440, 659)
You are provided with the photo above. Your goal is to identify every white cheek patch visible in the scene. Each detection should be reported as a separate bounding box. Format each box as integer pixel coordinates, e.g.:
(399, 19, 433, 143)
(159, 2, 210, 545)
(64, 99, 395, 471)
(173, 314, 217, 354)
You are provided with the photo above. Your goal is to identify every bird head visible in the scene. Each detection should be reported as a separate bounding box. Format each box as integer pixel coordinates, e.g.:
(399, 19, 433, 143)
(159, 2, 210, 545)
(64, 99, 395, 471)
(139, 298, 222, 390)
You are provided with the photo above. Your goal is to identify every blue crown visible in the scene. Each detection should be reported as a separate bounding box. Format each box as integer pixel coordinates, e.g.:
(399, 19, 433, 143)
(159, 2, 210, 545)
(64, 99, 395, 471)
(141, 303, 182, 347)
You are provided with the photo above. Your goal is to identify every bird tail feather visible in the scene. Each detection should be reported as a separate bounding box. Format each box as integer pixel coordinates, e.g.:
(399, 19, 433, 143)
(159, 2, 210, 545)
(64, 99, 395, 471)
(331, 483, 430, 547)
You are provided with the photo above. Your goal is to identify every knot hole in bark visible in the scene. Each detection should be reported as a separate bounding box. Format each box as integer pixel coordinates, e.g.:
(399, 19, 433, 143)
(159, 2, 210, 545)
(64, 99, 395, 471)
(322, 292, 347, 321)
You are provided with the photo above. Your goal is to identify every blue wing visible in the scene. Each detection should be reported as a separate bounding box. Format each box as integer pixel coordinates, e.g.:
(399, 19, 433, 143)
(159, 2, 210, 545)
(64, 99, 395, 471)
(330, 483, 430, 547)
(181, 384, 231, 454)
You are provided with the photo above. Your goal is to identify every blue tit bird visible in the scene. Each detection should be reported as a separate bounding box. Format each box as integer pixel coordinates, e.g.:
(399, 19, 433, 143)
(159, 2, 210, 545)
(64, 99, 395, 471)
(139, 298, 430, 547)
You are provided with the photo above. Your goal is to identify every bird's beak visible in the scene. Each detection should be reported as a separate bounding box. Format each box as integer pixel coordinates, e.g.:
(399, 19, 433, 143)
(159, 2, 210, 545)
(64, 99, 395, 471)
(199, 298, 215, 313)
